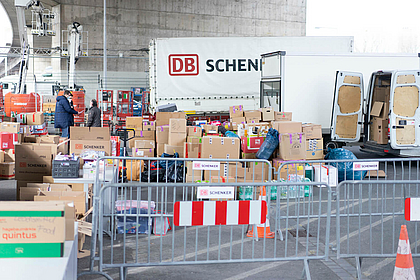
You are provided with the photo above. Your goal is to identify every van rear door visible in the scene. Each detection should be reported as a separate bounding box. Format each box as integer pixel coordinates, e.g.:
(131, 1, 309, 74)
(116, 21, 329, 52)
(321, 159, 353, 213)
(389, 71, 420, 149)
(331, 71, 364, 142)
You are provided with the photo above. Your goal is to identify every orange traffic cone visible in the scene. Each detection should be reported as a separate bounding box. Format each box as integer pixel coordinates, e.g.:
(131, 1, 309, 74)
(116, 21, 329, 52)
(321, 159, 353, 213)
(393, 225, 416, 280)
(247, 186, 275, 239)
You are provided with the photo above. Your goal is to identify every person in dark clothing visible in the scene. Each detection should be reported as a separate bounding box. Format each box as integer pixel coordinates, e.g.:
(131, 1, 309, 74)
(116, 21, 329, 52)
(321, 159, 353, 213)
(87, 99, 101, 127)
(55, 90, 78, 138)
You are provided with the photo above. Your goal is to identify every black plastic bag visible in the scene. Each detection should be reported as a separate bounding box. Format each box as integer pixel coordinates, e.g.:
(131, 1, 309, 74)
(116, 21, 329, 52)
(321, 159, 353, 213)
(165, 160, 185, 182)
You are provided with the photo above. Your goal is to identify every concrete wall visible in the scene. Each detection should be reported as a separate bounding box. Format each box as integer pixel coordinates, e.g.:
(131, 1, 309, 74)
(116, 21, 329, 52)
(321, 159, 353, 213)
(58, 0, 307, 72)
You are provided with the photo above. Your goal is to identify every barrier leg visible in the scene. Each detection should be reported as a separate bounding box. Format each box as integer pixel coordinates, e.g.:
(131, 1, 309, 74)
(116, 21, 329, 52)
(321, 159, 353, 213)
(355, 256, 363, 279)
(300, 259, 311, 280)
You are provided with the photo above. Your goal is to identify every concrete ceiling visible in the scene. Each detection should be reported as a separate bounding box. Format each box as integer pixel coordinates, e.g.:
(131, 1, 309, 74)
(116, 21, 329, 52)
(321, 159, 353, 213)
(1, 0, 59, 48)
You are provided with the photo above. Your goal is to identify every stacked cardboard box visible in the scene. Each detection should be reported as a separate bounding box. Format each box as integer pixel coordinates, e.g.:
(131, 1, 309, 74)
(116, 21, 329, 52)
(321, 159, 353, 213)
(156, 125, 169, 156)
(302, 123, 323, 160)
(165, 118, 187, 157)
(70, 127, 111, 155)
(132, 139, 155, 157)
(370, 88, 390, 144)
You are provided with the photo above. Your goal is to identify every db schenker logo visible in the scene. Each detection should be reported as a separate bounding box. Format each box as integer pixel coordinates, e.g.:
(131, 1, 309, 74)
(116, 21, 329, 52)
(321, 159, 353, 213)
(168, 54, 199, 76)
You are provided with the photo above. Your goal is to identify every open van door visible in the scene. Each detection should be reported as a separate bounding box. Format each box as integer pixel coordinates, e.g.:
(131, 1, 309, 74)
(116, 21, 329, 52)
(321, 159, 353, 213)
(389, 71, 420, 149)
(331, 71, 364, 142)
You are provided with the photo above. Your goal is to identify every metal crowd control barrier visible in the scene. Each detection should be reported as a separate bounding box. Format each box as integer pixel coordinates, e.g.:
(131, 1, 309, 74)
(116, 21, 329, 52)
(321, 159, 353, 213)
(78, 156, 332, 280)
(335, 180, 420, 279)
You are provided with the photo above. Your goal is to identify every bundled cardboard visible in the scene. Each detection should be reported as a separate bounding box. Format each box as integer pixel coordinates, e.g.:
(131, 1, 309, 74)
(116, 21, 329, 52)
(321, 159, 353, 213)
(272, 121, 302, 134)
(15, 144, 53, 181)
(132, 148, 154, 157)
(302, 123, 322, 139)
(126, 117, 143, 129)
(274, 112, 292, 121)
(156, 125, 169, 143)
(184, 142, 201, 158)
(229, 105, 244, 118)
(143, 120, 156, 131)
(278, 133, 306, 161)
(156, 112, 186, 126)
(168, 118, 187, 146)
(306, 139, 324, 160)
(261, 108, 275, 121)
(26, 112, 45, 125)
(187, 126, 202, 137)
(201, 137, 240, 159)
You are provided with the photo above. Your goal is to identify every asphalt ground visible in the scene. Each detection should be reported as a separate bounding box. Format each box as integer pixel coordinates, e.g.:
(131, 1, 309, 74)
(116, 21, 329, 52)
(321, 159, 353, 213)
(2, 146, 420, 279)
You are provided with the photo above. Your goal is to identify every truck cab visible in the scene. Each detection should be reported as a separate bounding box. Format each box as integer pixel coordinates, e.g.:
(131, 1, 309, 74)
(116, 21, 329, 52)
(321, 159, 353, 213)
(331, 70, 420, 156)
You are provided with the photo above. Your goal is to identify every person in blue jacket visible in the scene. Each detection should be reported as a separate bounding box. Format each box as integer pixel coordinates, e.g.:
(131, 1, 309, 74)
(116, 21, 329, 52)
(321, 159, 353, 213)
(55, 90, 78, 138)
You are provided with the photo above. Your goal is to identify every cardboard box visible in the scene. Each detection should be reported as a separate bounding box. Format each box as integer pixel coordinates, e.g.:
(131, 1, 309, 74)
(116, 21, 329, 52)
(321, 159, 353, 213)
(186, 173, 203, 182)
(20, 183, 71, 201)
(202, 125, 219, 134)
(0, 132, 14, 150)
(187, 126, 202, 137)
(187, 136, 202, 144)
(0, 122, 20, 134)
(261, 108, 275, 121)
(370, 117, 388, 144)
(157, 143, 165, 156)
(242, 152, 257, 159)
(128, 131, 155, 148)
(70, 140, 111, 156)
(274, 112, 292, 121)
(15, 144, 53, 181)
(156, 125, 169, 143)
(272, 121, 302, 134)
(169, 119, 187, 146)
(132, 148, 154, 157)
(156, 112, 186, 127)
(231, 117, 246, 130)
(0, 150, 4, 163)
(58, 137, 69, 155)
(229, 105, 244, 118)
(126, 117, 143, 129)
(241, 136, 265, 153)
(228, 162, 270, 182)
(246, 117, 260, 124)
(244, 110, 261, 120)
(273, 158, 305, 180)
(203, 162, 232, 181)
(306, 139, 324, 160)
(0, 162, 14, 179)
(313, 165, 338, 187)
(42, 102, 56, 113)
(201, 137, 240, 159)
(184, 142, 201, 158)
(142, 120, 156, 131)
(278, 133, 306, 161)
(35, 190, 85, 214)
(27, 112, 45, 125)
(302, 123, 322, 139)
(134, 139, 155, 149)
(39, 143, 58, 158)
(36, 135, 60, 144)
(370, 101, 389, 120)
(0, 201, 66, 258)
(164, 144, 184, 157)
(70, 127, 110, 141)
(4, 149, 14, 162)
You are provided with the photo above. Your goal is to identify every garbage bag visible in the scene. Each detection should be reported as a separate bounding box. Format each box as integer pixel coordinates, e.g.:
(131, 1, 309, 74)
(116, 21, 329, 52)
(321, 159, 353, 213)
(256, 128, 279, 160)
(324, 148, 366, 182)
(165, 160, 185, 182)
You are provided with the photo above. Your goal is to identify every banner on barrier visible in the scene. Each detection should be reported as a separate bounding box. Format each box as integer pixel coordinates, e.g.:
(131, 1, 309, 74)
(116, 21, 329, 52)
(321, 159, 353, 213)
(353, 161, 379, 171)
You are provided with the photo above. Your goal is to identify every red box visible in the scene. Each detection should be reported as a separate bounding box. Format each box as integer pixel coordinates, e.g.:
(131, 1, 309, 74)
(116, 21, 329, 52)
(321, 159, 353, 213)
(241, 136, 265, 153)
(0, 132, 14, 150)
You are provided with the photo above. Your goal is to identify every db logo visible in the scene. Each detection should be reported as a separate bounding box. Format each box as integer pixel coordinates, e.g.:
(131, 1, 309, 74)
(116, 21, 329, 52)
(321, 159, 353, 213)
(75, 144, 83, 149)
(20, 162, 26, 167)
(169, 54, 199, 76)
(194, 163, 201, 169)
(199, 189, 209, 196)
(354, 164, 361, 169)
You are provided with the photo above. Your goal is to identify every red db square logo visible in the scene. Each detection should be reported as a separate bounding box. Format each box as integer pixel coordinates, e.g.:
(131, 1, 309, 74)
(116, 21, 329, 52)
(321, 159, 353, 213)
(169, 54, 199, 76)
(199, 189, 209, 196)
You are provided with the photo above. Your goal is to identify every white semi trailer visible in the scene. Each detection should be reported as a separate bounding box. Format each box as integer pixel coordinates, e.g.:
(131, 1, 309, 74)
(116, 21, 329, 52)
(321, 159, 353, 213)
(261, 51, 420, 156)
(149, 36, 354, 113)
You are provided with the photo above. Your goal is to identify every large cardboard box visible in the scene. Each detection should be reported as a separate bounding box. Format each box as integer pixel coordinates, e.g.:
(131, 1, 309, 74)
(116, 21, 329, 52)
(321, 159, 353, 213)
(231, 117, 246, 130)
(278, 133, 306, 161)
(36, 135, 60, 144)
(273, 158, 305, 180)
(261, 108, 275, 121)
(164, 144, 184, 157)
(70, 140, 111, 156)
(202, 125, 219, 134)
(272, 121, 302, 134)
(244, 110, 261, 122)
(184, 142, 201, 158)
(0, 122, 20, 134)
(169, 119, 187, 146)
(0, 162, 15, 179)
(0, 201, 66, 258)
(27, 112, 45, 125)
(228, 162, 270, 182)
(201, 137, 240, 159)
(70, 127, 110, 141)
(229, 105, 244, 118)
(15, 144, 53, 181)
(134, 139, 155, 149)
(187, 126, 202, 137)
(143, 120, 156, 131)
(302, 123, 322, 139)
(132, 148, 154, 157)
(274, 112, 292, 121)
(306, 139, 324, 160)
(156, 125, 169, 143)
(35, 190, 86, 214)
(128, 131, 155, 148)
(20, 183, 71, 201)
(126, 117, 143, 129)
(370, 117, 388, 144)
(156, 112, 186, 126)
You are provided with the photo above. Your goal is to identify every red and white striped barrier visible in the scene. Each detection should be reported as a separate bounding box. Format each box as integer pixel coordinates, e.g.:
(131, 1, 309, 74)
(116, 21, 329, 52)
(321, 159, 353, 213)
(405, 198, 420, 221)
(174, 200, 267, 226)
